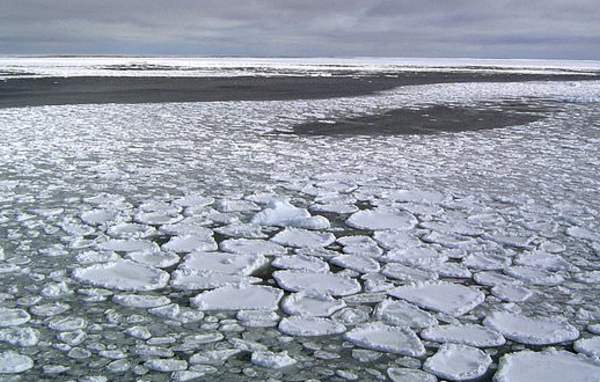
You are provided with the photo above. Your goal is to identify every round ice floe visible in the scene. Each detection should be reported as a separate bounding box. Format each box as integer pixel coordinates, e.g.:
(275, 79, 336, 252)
(491, 284, 532, 302)
(273, 270, 361, 296)
(72, 260, 169, 291)
(251, 351, 296, 369)
(574, 271, 600, 284)
(421, 324, 505, 347)
(331, 255, 380, 273)
(374, 299, 438, 329)
(0, 308, 31, 327)
(98, 239, 158, 253)
(180, 252, 268, 275)
(574, 336, 600, 358)
(159, 220, 213, 236)
(237, 310, 280, 328)
(135, 211, 183, 226)
(107, 223, 156, 238)
(191, 285, 283, 311)
(0, 351, 34, 374)
(494, 349, 600, 382)
(271, 254, 330, 272)
(0, 327, 39, 347)
(216, 199, 260, 213)
(173, 194, 214, 208)
(382, 263, 439, 282)
(251, 200, 329, 229)
(127, 251, 180, 268)
(271, 228, 336, 248)
(279, 316, 347, 336)
(388, 281, 485, 317)
(344, 322, 425, 356)
(504, 266, 564, 286)
(515, 252, 572, 271)
(566, 226, 599, 242)
(214, 223, 267, 239)
(387, 368, 437, 382)
(463, 253, 511, 271)
(282, 292, 346, 317)
(382, 247, 447, 266)
(171, 269, 261, 290)
(483, 311, 579, 345)
(112, 294, 171, 308)
(162, 234, 217, 253)
(428, 262, 472, 279)
(337, 235, 383, 257)
(421, 231, 475, 250)
(220, 239, 286, 256)
(80, 209, 118, 226)
(310, 203, 358, 214)
(373, 230, 422, 250)
(424, 344, 491, 381)
(473, 271, 521, 287)
(387, 190, 445, 205)
(346, 209, 417, 231)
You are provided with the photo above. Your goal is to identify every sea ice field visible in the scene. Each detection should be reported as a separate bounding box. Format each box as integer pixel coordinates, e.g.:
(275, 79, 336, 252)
(1, 60, 600, 381)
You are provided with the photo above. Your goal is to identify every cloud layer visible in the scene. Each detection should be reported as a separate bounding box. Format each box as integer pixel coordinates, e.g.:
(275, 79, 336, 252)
(1, 0, 599, 59)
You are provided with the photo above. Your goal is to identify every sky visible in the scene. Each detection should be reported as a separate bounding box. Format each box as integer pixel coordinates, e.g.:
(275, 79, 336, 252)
(1, 0, 599, 59)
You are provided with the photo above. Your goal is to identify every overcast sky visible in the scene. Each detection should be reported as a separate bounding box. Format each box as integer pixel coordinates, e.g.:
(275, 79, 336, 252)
(1, 0, 599, 59)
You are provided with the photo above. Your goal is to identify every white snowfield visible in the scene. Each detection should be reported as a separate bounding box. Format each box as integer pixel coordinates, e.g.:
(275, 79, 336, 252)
(1, 59, 600, 379)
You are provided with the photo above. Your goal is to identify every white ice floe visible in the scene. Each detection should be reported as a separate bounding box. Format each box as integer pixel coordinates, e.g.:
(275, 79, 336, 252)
(462, 253, 511, 271)
(271, 228, 336, 248)
(388, 281, 485, 317)
(421, 324, 506, 347)
(574, 336, 600, 358)
(473, 271, 522, 287)
(424, 344, 492, 381)
(98, 239, 158, 253)
(381, 263, 439, 282)
(331, 307, 370, 326)
(220, 238, 286, 256)
(504, 266, 564, 286)
(173, 194, 214, 208)
(80, 209, 118, 226)
(310, 203, 358, 214)
(337, 235, 383, 257)
(566, 226, 599, 242)
(135, 211, 183, 226)
(421, 232, 475, 249)
(236, 310, 280, 328)
(331, 255, 380, 273)
(346, 209, 417, 231)
(428, 262, 472, 279)
(278, 316, 347, 336)
(107, 223, 156, 238)
(271, 254, 330, 272)
(494, 349, 600, 382)
(0, 308, 31, 327)
(281, 292, 346, 317)
(273, 270, 361, 296)
(190, 349, 241, 365)
(514, 252, 572, 271)
(387, 368, 438, 382)
(344, 322, 425, 356)
(491, 284, 532, 302)
(144, 358, 188, 372)
(127, 251, 180, 268)
(382, 247, 447, 266)
(387, 190, 445, 205)
(179, 252, 268, 275)
(112, 294, 171, 308)
(373, 230, 422, 250)
(214, 223, 267, 239)
(483, 311, 579, 345)
(215, 199, 260, 213)
(191, 285, 283, 310)
(159, 221, 213, 236)
(251, 351, 296, 369)
(0, 351, 34, 374)
(374, 299, 438, 329)
(251, 200, 329, 229)
(0, 327, 39, 347)
(162, 234, 218, 253)
(72, 260, 169, 291)
(171, 269, 261, 290)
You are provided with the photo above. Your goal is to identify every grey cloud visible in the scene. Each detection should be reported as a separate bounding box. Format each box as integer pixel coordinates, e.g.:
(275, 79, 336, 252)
(0, 0, 598, 58)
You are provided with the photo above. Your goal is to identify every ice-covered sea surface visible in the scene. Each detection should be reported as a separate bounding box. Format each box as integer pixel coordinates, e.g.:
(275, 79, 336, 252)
(1, 70, 600, 381)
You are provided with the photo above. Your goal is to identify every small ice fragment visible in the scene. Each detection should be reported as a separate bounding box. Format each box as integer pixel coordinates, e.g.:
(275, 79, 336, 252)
(251, 350, 296, 369)
(278, 316, 346, 336)
(374, 299, 438, 329)
(0, 308, 31, 327)
(282, 291, 346, 317)
(387, 367, 437, 382)
(0, 351, 34, 374)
